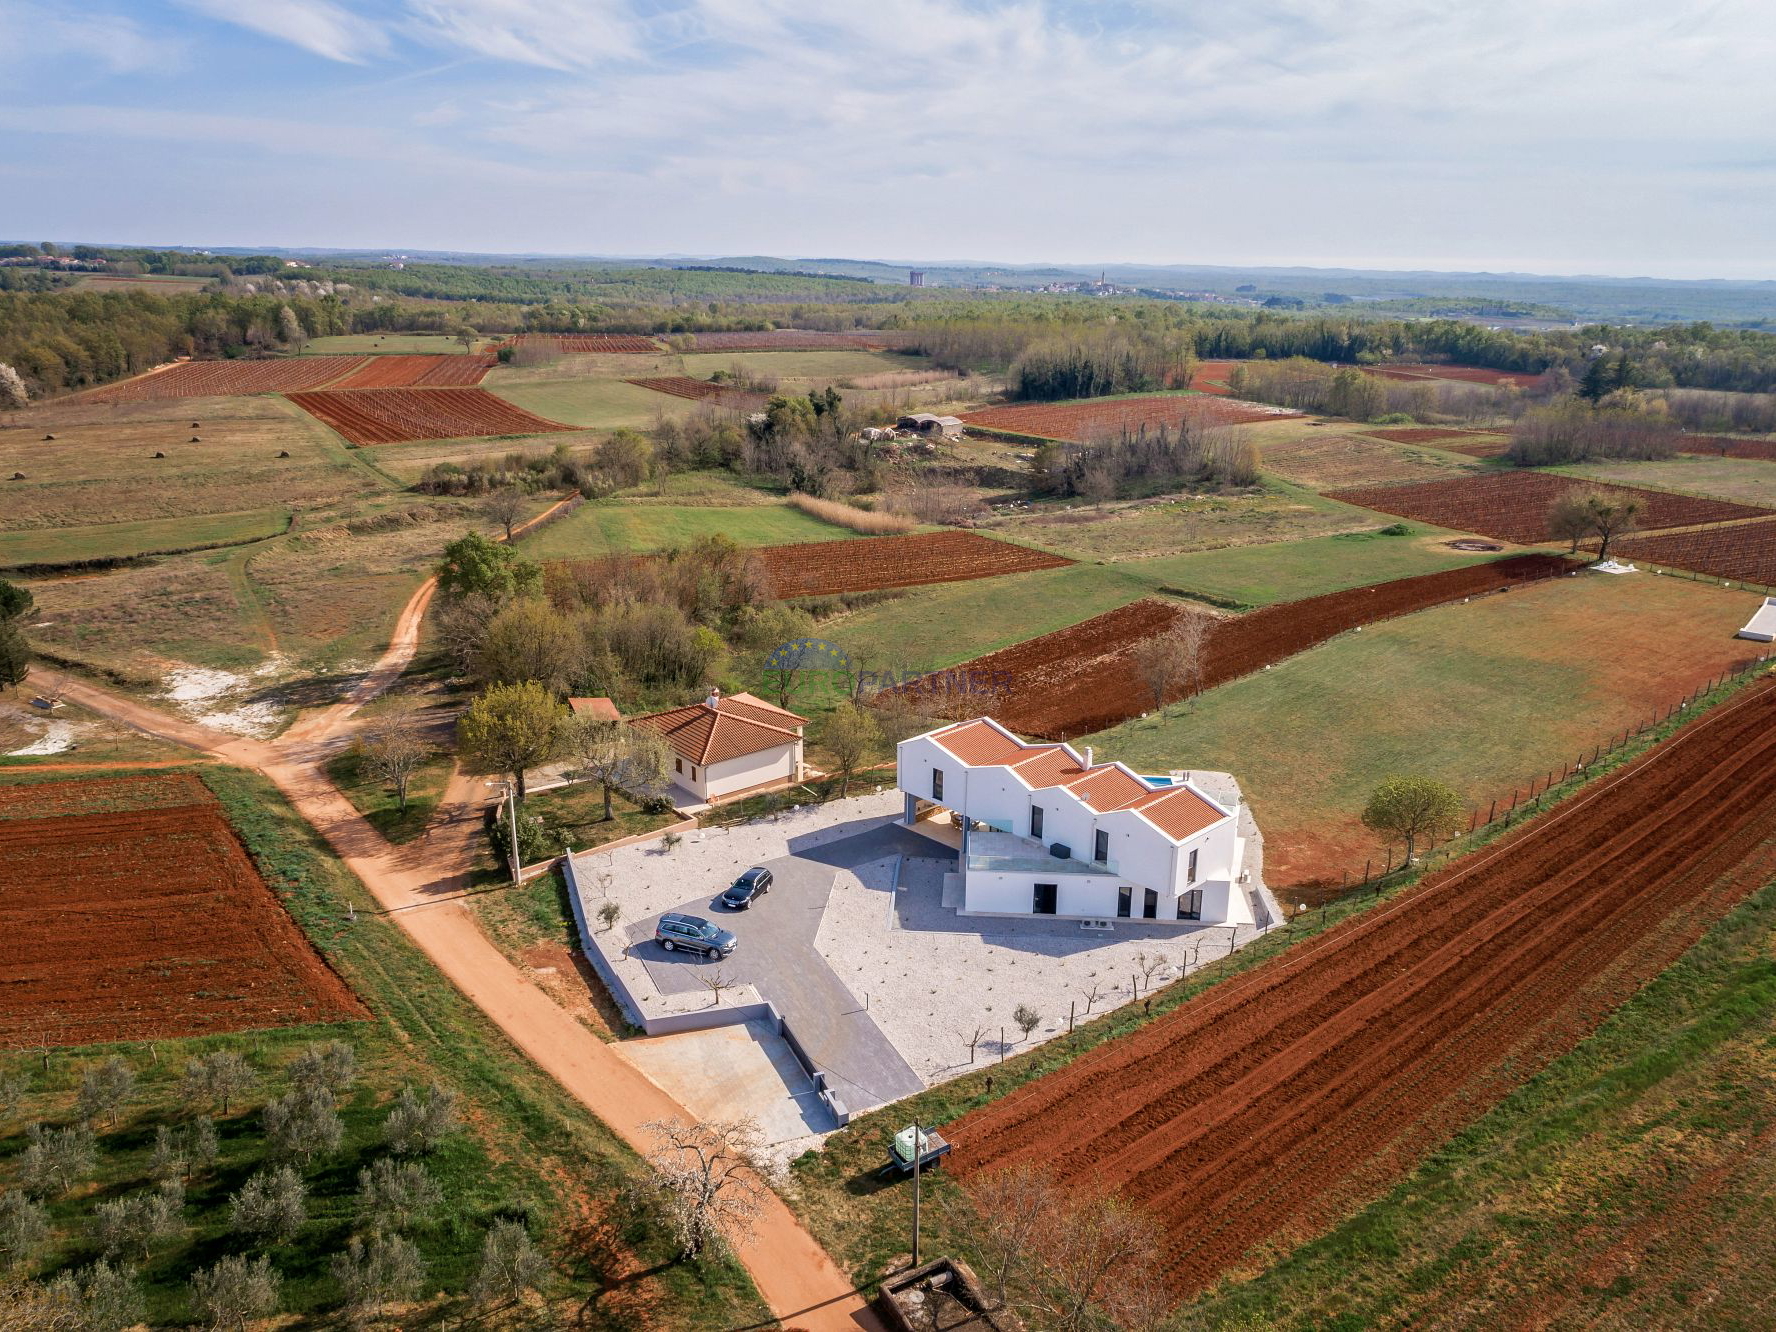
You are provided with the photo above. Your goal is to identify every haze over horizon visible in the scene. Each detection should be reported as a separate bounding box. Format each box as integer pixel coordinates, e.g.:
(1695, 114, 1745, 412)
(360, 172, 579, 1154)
(3, 0, 1772, 281)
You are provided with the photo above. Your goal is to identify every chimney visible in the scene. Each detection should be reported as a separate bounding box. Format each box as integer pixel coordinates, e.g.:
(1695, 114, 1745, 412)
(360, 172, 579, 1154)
(704, 687, 721, 710)
(1082, 746, 1093, 769)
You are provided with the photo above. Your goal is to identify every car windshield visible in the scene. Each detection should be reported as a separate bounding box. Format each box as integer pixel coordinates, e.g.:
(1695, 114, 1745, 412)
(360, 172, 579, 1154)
(688, 921, 717, 939)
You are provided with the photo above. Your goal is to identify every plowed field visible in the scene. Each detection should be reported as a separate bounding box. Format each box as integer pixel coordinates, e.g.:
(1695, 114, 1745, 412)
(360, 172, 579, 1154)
(1364, 362, 1548, 388)
(1327, 471, 1771, 543)
(895, 554, 1569, 737)
(755, 531, 1073, 599)
(1189, 360, 1242, 395)
(1361, 427, 1494, 445)
(686, 329, 920, 351)
(1678, 434, 1776, 462)
(1616, 517, 1776, 585)
(82, 356, 369, 401)
(517, 333, 662, 354)
(625, 376, 768, 410)
(949, 677, 1776, 1298)
(329, 354, 494, 388)
(0, 773, 367, 1047)
(962, 394, 1295, 441)
(287, 387, 576, 445)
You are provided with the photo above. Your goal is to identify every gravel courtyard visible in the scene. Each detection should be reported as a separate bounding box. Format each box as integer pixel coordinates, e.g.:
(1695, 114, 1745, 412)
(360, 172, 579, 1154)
(572, 789, 1280, 1102)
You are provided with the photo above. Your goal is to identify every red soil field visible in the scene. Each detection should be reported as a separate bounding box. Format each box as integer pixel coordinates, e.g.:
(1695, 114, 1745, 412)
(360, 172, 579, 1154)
(948, 677, 1776, 1298)
(686, 329, 922, 351)
(0, 774, 367, 1048)
(1363, 362, 1547, 388)
(1188, 360, 1241, 395)
(516, 333, 662, 354)
(1361, 427, 1494, 445)
(329, 354, 494, 389)
(1616, 517, 1776, 586)
(287, 387, 576, 446)
(896, 555, 1571, 739)
(755, 530, 1073, 599)
(961, 394, 1294, 441)
(1677, 434, 1776, 462)
(82, 356, 369, 402)
(624, 376, 768, 410)
(1327, 470, 1772, 544)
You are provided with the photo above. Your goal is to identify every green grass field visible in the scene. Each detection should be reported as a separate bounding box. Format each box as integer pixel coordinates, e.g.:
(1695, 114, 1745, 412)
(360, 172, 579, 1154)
(0, 766, 762, 1328)
(1087, 573, 1758, 887)
(677, 349, 924, 381)
(300, 333, 493, 356)
(485, 376, 700, 430)
(517, 500, 853, 558)
(0, 508, 289, 568)
(71, 273, 211, 294)
(1557, 456, 1776, 507)
(1131, 526, 1506, 606)
(323, 748, 455, 843)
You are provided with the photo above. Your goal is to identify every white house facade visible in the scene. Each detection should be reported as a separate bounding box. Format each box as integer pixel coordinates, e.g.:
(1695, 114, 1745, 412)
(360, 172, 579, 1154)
(627, 690, 806, 802)
(897, 717, 1254, 926)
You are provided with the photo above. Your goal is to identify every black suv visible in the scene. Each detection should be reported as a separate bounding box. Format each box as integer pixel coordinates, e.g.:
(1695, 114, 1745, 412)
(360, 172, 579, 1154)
(721, 866, 773, 910)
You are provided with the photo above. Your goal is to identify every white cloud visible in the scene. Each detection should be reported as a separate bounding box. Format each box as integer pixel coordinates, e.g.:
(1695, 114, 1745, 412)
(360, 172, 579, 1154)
(403, 0, 643, 69)
(178, 0, 389, 63)
(0, 1, 184, 73)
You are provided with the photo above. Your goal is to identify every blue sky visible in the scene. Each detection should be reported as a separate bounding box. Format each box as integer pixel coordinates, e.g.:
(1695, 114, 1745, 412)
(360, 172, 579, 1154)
(2, 0, 1772, 278)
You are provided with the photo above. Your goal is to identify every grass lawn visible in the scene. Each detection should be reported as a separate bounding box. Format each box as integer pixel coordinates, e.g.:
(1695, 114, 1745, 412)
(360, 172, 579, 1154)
(523, 782, 681, 854)
(323, 748, 455, 843)
(0, 765, 763, 1328)
(300, 333, 494, 356)
(0, 508, 289, 568)
(518, 500, 853, 558)
(979, 478, 1387, 562)
(1180, 871, 1776, 1329)
(486, 376, 701, 431)
(1131, 525, 1510, 607)
(1556, 456, 1776, 507)
(677, 349, 924, 381)
(1086, 573, 1762, 887)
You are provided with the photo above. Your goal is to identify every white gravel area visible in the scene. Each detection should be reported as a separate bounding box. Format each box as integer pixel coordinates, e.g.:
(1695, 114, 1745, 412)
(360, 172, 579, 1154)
(572, 785, 1283, 1095)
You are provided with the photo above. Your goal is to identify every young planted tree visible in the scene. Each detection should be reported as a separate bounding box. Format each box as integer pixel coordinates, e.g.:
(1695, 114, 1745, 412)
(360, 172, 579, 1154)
(457, 681, 564, 803)
(1362, 775, 1465, 865)
(74, 1057, 135, 1129)
(190, 1254, 282, 1332)
(355, 1158, 442, 1235)
(819, 703, 883, 797)
(230, 1165, 307, 1245)
(471, 1218, 551, 1307)
(383, 1084, 462, 1156)
(263, 1085, 344, 1165)
(331, 1233, 425, 1324)
(357, 708, 432, 815)
(563, 714, 673, 820)
(1013, 1003, 1042, 1042)
(641, 1117, 767, 1261)
(288, 1041, 358, 1097)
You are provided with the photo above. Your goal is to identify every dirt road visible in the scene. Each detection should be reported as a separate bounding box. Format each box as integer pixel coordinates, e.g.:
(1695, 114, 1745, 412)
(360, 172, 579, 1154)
(949, 676, 1776, 1296)
(29, 655, 881, 1330)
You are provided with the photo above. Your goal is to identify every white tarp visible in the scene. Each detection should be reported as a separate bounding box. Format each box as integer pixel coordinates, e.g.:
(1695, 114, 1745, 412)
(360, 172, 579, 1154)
(1738, 597, 1776, 643)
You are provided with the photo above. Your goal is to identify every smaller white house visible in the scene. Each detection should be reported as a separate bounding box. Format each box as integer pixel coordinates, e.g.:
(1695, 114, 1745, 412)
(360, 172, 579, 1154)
(627, 690, 807, 803)
(898, 717, 1254, 926)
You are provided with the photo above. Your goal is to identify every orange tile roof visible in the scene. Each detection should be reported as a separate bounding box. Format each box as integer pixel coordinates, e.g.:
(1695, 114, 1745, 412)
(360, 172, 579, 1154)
(567, 696, 621, 721)
(1117, 785, 1226, 840)
(1065, 765, 1150, 809)
(1009, 748, 1087, 788)
(628, 701, 800, 766)
(719, 692, 808, 729)
(929, 719, 1030, 767)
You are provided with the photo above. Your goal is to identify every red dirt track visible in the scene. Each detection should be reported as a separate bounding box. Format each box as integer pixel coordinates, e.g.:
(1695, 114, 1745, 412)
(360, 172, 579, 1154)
(1328, 470, 1771, 544)
(949, 677, 1776, 1298)
(82, 356, 370, 401)
(897, 554, 1570, 738)
(962, 394, 1292, 440)
(287, 387, 575, 445)
(755, 530, 1072, 599)
(0, 774, 367, 1047)
(329, 354, 494, 388)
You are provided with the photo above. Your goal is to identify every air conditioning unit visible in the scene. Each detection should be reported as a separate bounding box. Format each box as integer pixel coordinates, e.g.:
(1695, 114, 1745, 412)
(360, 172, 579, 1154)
(1080, 919, 1114, 931)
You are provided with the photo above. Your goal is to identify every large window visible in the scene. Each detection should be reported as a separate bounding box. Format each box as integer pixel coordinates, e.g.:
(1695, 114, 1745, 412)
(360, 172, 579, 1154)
(1178, 888, 1203, 921)
(1116, 886, 1131, 918)
(1030, 805, 1044, 840)
(931, 767, 943, 800)
(1094, 829, 1109, 864)
(1187, 848, 1199, 883)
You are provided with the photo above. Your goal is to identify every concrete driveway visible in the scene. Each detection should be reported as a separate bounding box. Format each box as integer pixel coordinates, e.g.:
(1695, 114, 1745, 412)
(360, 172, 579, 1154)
(626, 823, 946, 1111)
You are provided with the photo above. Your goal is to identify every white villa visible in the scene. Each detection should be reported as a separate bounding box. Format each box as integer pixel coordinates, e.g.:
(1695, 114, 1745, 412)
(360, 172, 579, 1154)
(897, 717, 1257, 926)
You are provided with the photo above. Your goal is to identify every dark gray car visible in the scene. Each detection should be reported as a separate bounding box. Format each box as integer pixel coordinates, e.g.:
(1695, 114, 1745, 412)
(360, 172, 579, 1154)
(654, 912, 738, 959)
(721, 866, 773, 910)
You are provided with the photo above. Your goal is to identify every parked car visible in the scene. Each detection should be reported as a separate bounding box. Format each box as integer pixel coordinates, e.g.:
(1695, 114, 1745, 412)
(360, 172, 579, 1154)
(654, 912, 737, 959)
(721, 866, 773, 910)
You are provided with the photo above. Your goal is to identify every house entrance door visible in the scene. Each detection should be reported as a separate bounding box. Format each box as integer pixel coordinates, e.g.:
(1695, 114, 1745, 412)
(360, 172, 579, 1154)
(1032, 883, 1058, 915)
(1143, 888, 1158, 919)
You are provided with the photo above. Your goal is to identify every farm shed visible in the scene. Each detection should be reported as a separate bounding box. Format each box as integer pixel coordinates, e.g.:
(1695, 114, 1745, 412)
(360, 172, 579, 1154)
(897, 413, 964, 440)
(1738, 597, 1776, 642)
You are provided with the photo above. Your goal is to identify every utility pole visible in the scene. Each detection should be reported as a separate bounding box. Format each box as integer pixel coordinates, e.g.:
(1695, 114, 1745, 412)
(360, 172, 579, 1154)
(505, 779, 521, 886)
(911, 1120, 922, 1268)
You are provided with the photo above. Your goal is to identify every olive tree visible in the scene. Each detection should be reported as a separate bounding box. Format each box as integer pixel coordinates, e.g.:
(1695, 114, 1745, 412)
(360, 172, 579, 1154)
(230, 1165, 307, 1245)
(1362, 775, 1465, 865)
(190, 1254, 282, 1332)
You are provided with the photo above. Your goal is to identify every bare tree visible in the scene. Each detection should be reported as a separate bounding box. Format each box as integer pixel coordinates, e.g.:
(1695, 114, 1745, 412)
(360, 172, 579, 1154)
(960, 1163, 1062, 1307)
(696, 969, 735, 1008)
(1132, 612, 1212, 710)
(1032, 1192, 1159, 1332)
(640, 1117, 767, 1261)
(357, 707, 432, 815)
(1137, 952, 1169, 990)
(961, 1026, 988, 1064)
(483, 488, 528, 542)
(1081, 979, 1106, 1015)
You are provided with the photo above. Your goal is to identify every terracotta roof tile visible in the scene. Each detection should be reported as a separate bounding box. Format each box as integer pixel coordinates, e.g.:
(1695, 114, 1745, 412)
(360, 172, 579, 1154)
(1117, 785, 1226, 840)
(567, 697, 621, 721)
(628, 701, 800, 766)
(719, 692, 807, 728)
(1065, 765, 1150, 808)
(1009, 748, 1086, 788)
(930, 719, 1029, 767)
